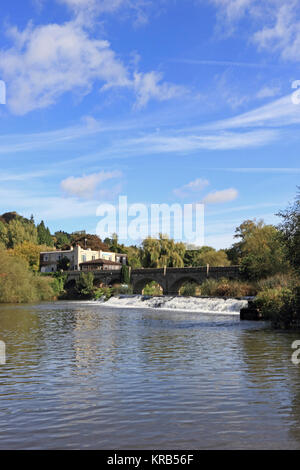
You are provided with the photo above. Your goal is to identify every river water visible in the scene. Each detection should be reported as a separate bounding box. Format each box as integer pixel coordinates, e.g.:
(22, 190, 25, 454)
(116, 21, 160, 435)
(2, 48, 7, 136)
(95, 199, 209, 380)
(0, 300, 300, 450)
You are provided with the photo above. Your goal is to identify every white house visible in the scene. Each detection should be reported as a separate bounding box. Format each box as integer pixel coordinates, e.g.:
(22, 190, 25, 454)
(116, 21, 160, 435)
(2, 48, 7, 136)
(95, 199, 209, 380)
(40, 245, 127, 272)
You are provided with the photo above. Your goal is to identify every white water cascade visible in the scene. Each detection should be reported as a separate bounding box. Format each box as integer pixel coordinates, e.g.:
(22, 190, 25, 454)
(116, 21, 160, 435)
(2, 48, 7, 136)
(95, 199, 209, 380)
(94, 295, 249, 315)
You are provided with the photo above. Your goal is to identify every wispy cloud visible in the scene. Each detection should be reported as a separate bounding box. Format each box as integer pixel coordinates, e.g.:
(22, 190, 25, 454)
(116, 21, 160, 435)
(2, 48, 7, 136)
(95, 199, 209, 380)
(57, 0, 154, 26)
(173, 178, 209, 198)
(256, 85, 281, 99)
(214, 167, 300, 174)
(61, 170, 122, 199)
(204, 93, 300, 129)
(202, 188, 238, 204)
(253, 2, 300, 62)
(208, 0, 300, 62)
(171, 58, 276, 68)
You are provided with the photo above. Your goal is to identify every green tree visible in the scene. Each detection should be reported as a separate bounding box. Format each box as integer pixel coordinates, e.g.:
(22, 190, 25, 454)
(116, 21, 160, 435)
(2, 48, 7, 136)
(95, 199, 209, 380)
(0, 248, 55, 303)
(75, 272, 94, 298)
(37, 221, 53, 246)
(125, 246, 142, 268)
(236, 221, 288, 280)
(7, 218, 38, 248)
(277, 188, 300, 273)
(0, 221, 9, 248)
(196, 249, 230, 267)
(54, 231, 71, 249)
(184, 246, 230, 267)
(121, 265, 131, 284)
(141, 235, 185, 268)
(57, 256, 70, 271)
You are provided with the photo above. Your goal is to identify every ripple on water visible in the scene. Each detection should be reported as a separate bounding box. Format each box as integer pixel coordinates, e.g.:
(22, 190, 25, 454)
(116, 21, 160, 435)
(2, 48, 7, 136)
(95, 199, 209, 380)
(0, 302, 299, 449)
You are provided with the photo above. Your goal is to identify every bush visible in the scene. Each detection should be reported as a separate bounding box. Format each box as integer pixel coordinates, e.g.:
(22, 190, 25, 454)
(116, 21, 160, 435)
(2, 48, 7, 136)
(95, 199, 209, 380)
(255, 286, 300, 328)
(256, 273, 297, 291)
(0, 248, 56, 303)
(93, 287, 113, 300)
(143, 281, 163, 296)
(112, 284, 133, 295)
(200, 278, 256, 297)
(51, 272, 67, 297)
(34, 275, 57, 301)
(180, 282, 197, 296)
(75, 272, 94, 298)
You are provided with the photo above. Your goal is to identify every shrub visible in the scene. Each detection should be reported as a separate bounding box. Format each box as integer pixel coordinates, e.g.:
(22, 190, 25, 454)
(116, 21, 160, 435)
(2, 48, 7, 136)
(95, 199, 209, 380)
(93, 287, 112, 300)
(180, 282, 197, 296)
(0, 248, 56, 303)
(200, 278, 256, 297)
(51, 272, 67, 297)
(255, 287, 300, 327)
(75, 272, 94, 298)
(112, 284, 133, 295)
(256, 273, 298, 291)
(143, 281, 163, 296)
(34, 275, 56, 301)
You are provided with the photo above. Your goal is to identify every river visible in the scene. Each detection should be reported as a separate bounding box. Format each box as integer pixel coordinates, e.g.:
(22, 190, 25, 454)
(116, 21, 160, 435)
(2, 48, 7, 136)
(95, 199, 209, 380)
(0, 299, 300, 449)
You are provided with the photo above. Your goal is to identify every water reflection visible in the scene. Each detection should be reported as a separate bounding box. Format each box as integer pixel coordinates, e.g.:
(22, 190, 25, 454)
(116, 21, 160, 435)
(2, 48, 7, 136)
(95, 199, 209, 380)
(0, 302, 300, 449)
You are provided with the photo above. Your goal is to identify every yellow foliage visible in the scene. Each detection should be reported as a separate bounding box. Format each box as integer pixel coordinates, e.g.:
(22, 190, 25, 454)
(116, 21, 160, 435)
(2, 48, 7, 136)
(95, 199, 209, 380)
(8, 242, 53, 272)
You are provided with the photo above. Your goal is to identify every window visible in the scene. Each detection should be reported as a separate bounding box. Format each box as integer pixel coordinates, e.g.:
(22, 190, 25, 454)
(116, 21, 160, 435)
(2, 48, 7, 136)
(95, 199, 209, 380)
(92, 256, 95, 260)
(82, 255, 86, 262)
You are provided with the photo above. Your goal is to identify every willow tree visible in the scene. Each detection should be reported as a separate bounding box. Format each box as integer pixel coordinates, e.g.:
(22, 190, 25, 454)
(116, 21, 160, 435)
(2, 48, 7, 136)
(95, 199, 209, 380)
(141, 235, 185, 268)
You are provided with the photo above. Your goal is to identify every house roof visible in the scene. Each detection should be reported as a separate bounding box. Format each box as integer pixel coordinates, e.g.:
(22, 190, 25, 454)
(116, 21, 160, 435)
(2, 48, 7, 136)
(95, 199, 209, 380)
(80, 258, 122, 266)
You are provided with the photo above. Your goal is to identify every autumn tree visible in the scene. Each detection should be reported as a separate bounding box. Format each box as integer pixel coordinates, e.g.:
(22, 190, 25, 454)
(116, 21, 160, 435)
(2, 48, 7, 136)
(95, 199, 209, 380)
(8, 241, 52, 272)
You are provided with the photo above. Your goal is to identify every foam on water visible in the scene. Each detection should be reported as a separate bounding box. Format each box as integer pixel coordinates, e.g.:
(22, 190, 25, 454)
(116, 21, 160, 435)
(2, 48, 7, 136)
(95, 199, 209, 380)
(89, 295, 249, 314)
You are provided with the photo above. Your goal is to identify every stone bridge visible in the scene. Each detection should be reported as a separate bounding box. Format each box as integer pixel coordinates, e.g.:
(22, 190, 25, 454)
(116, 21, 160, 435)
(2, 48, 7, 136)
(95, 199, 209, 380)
(66, 266, 241, 295)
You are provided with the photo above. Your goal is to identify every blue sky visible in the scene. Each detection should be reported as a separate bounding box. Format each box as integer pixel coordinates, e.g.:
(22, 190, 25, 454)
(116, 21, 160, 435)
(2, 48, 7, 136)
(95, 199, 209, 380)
(0, 0, 299, 248)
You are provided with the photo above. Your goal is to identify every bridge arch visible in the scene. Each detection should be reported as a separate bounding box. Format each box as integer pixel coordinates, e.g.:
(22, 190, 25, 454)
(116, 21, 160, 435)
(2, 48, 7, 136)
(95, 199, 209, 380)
(168, 276, 201, 295)
(133, 278, 166, 295)
(93, 276, 121, 288)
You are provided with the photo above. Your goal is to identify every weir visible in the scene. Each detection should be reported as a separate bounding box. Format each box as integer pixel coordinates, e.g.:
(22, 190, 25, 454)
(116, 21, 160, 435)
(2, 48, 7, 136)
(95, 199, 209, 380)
(95, 295, 249, 314)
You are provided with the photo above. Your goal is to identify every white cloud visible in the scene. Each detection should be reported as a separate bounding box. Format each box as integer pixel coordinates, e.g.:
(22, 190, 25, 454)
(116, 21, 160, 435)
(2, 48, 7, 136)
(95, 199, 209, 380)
(173, 178, 210, 198)
(208, 0, 300, 62)
(133, 71, 186, 108)
(121, 129, 278, 154)
(207, 0, 253, 33)
(202, 188, 238, 204)
(61, 170, 122, 198)
(0, 21, 130, 115)
(205, 93, 300, 130)
(0, 11, 182, 114)
(256, 86, 281, 99)
(253, 2, 300, 62)
(57, 0, 151, 21)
